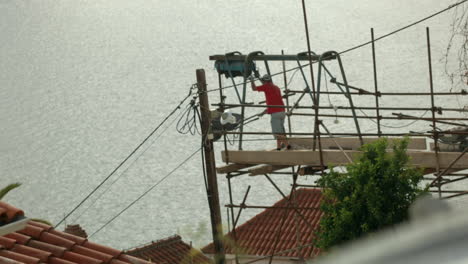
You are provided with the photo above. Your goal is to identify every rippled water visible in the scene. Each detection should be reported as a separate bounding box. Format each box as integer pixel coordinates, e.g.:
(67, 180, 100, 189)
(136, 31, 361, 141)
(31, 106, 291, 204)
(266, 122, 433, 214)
(1, 0, 466, 249)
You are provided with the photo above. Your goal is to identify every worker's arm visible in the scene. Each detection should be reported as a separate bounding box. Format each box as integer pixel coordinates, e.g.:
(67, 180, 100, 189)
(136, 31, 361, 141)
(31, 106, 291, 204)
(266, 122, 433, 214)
(250, 76, 257, 91)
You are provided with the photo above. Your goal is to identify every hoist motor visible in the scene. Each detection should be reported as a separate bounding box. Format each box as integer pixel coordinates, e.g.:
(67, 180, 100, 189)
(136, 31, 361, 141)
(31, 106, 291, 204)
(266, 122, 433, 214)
(215, 60, 257, 79)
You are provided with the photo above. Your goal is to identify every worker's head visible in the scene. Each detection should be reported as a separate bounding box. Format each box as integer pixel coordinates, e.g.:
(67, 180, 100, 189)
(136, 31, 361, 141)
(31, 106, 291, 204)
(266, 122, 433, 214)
(260, 74, 272, 83)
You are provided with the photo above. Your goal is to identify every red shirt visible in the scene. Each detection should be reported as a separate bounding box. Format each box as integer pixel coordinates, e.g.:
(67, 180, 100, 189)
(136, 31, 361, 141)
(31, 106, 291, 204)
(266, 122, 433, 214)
(256, 82, 285, 114)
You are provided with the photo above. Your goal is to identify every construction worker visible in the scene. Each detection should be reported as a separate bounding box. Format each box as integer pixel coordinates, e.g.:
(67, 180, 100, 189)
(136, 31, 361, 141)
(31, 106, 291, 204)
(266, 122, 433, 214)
(250, 74, 290, 150)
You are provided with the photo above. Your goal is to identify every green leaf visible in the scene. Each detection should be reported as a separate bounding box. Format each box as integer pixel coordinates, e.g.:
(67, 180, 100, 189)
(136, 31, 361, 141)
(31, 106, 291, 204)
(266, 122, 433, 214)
(0, 183, 21, 200)
(316, 138, 425, 250)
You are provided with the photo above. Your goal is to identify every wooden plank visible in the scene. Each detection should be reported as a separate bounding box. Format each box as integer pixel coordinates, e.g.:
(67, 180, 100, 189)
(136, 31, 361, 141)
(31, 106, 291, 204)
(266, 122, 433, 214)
(288, 137, 427, 150)
(429, 142, 463, 152)
(248, 165, 290, 176)
(216, 164, 256, 174)
(221, 150, 468, 169)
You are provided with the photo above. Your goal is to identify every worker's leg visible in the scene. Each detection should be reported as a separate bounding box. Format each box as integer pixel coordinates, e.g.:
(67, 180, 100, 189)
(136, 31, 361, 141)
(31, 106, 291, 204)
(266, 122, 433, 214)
(279, 113, 290, 149)
(271, 112, 288, 149)
(277, 134, 288, 149)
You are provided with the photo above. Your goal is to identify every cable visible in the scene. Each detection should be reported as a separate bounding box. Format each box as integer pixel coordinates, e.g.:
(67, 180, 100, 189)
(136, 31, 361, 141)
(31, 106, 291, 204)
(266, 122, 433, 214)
(205, 0, 467, 94)
(89, 147, 201, 238)
(194, 106, 210, 193)
(55, 85, 196, 228)
(71, 108, 186, 223)
(283, 68, 301, 90)
(358, 109, 430, 129)
(339, 0, 468, 55)
(176, 98, 201, 135)
(214, 138, 277, 143)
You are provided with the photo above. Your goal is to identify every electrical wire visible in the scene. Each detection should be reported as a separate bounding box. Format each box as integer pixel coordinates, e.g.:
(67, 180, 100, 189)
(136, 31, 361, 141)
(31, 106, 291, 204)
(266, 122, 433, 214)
(71, 108, 187, 223)
(358, 109, 430, 129)
(204, 0, 467, 94)
(339, 0, 468, 55)
(55, 85, 196, 228)
(89, 147, 202, 238)
(176, 98, 201, 135)
(194, 106, 210, 193)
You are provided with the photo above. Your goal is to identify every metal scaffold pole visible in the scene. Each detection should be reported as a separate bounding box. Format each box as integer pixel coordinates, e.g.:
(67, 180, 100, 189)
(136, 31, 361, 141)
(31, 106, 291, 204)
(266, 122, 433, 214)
(196, 69, 226, 264)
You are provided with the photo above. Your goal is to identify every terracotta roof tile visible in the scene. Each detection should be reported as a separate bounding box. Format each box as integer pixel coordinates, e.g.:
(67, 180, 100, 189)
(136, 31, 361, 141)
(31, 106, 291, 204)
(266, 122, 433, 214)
(0, 236, 17, 249)
(63, 225, 87, 239)
(0, 202, 155, 264)
(0, 202, 24, 224)
(0, 250, 40, 264)
(40, 231, 76, 249)
(49, 230, 86, 245)
(0, 208, 7, 220)
(48, 257, 76, 264)
(126, 235, 212, 264)
(62, 250, 103, 264)
(202, 188, 324, 260)
(27, 221, 53, 232)
(4, 233, 31, 245)
(83, 241, 122, 256)
(71, 245, 113, 263)
(27, 240, 67, 257)
(119, 254, 157, 264)
(109, 258, 129, 264)
(11, 244, 51, 262)
(18, 225, 43, 240)
(0, 255, 24, 264)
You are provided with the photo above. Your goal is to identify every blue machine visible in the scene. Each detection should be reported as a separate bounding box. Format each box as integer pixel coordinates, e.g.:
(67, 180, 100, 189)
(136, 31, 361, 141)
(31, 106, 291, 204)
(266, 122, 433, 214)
(214, 52, 257, 78)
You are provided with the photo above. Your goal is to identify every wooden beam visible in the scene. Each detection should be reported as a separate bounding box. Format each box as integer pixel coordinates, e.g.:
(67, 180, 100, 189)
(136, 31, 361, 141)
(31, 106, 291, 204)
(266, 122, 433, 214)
(221, 150, 468, 169)
(429, 142, 463, 152)
(216, 164, 255, 174)
(248, 165, 291, 176)
(197, 69, 225, 263)
(288, 137, 427, 150)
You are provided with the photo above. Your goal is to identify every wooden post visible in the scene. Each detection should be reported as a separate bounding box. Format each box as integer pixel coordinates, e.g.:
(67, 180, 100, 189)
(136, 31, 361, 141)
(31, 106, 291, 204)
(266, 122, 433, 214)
(196, 69, 225, 264)
(426, 27, 441, 198)
(371, 28, 382, 137)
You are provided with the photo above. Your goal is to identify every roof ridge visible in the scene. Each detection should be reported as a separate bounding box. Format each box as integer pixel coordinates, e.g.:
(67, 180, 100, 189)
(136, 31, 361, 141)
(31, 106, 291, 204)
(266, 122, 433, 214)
(126, 234, 183, 253)
(125, 235, 212, 264)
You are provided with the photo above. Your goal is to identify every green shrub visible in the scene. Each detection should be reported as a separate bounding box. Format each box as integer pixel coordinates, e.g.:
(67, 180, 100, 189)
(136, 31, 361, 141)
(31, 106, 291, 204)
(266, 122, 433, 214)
(316, 137, 426, 249)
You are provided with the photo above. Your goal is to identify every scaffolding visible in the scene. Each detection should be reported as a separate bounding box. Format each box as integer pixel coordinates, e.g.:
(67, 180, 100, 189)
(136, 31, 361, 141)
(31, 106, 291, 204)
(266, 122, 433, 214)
(197, 27, 468, 264)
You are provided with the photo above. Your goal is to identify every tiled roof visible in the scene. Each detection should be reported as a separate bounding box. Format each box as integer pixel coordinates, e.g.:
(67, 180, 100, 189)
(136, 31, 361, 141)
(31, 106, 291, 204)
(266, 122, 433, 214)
(0, 202, 24, 226)
(0, 202, 154, 264)
(202, 188, 324, 259)
(126, 235, 212, 264)
(64, 225, 87, 239)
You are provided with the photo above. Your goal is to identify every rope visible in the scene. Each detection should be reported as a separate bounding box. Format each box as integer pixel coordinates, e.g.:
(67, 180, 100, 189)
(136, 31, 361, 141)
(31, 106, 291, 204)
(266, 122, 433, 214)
(89, 147, 201, 238)
(205, 0, 467, 94)
(55, 85, 196, 228)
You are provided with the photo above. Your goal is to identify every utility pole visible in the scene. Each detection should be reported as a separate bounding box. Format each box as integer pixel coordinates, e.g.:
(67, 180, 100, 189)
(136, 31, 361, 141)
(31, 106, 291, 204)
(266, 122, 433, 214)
(196, 69, 225, 264)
